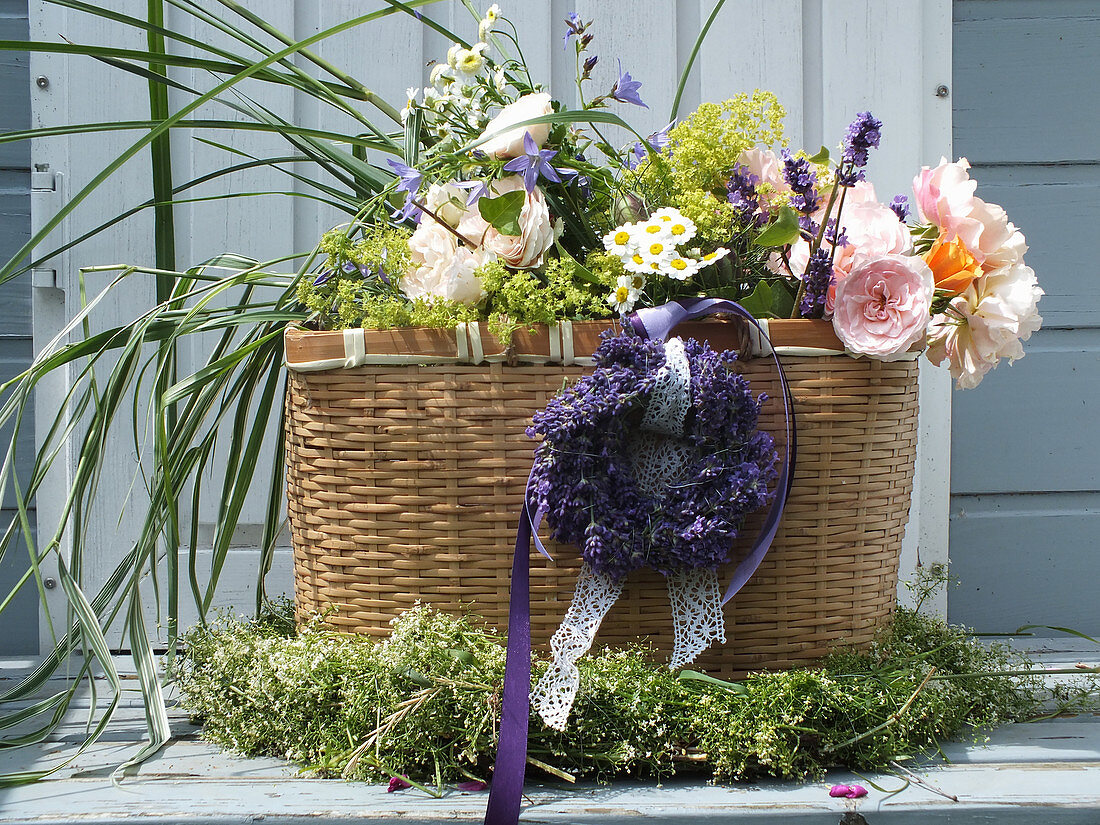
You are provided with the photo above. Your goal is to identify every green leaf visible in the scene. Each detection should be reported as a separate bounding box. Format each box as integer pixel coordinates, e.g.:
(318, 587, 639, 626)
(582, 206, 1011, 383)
(677, 669, 748, 695)
(753, 206, 801, 248)
(807, 145, 831, 164)
(477, 190, 525, 236)
(737, 281, 774, 318)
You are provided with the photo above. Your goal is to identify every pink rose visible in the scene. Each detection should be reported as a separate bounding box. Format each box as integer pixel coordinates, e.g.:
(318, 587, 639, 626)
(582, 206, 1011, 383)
(777, 184, 911, 315)
(478, 93, 552, 159)
(942, 197, 1025, 269)
(832, 254, 933, 359)
(457, 176, 554, 269)
(402, 219, 493, 304)
(912, 157, 977, 228)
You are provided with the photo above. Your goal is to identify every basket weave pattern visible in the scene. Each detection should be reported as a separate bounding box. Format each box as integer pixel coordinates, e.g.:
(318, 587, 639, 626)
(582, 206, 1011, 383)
(286, 336, 918, 678)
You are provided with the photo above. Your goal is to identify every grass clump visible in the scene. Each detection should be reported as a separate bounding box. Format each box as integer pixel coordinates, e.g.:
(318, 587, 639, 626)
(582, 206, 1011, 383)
(174, 601, 1092, 789)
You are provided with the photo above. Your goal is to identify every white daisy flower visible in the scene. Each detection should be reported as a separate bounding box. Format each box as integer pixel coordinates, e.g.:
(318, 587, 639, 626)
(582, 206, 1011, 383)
(607, 275, 640, 314)
(454, 43, 489, 79)
(639, 236, 675, 267)
(446, 44, 462, 69)
(405, 87, 418, 104)
(637, 219, 672, 242)
(602, 223, 635, 256)
(665, 256, 701, 281)
(698, 247, 731, 268)
(624, 250, 653, 274)
(429, 63, 451, 88)
(484, 3, 501, 21)
(651, 207, 697, 245)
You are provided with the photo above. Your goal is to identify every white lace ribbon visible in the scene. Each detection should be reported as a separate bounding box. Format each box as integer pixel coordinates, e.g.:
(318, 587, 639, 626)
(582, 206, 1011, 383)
(666, 567, 726, 669)
(531, 563, 623, 730)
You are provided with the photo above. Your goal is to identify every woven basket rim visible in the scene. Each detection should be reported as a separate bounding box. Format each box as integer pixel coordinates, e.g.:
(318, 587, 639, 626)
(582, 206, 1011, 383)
(281, 316, 904, 372)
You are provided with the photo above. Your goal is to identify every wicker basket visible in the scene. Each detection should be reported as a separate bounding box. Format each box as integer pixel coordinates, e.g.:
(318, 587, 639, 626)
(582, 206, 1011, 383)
(285, 318, 918, 677)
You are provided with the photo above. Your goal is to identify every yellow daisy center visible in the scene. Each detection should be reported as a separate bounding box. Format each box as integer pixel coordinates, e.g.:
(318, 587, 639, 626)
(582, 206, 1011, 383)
(649, 243, 664, 255)
(671, 258, 688, 270)
(632, 253, 645, 265)
(659, 215, 672, 222)
(615, 286, 630, 302)
(671, 224, 686, 235)
(631, 276, 645, 289)
(645, 225, 661, 234)
(614, 231, 630, 245)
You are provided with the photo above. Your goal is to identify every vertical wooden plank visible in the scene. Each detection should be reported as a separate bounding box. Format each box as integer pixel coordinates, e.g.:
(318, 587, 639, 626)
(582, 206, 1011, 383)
(818, 0, 951, 614)
(697, 0, 804, 146)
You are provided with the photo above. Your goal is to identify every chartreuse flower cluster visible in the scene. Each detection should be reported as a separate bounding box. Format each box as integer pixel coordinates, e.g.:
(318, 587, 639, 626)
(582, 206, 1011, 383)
(174, 601, 1095, 790)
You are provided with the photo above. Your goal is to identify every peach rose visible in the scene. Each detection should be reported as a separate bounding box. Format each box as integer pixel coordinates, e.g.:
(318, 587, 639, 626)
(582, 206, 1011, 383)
(832, 254, 933, 359)
(402, 219, 492, 305)
(478, 93, 552, 159)
(923, 235, 981, 296)
(457, 175, 555, 269)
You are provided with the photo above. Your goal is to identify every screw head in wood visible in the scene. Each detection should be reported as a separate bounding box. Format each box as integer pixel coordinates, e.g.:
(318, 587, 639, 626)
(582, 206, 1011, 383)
(935, 84, 949, 98)
(36, 75, 50, 89)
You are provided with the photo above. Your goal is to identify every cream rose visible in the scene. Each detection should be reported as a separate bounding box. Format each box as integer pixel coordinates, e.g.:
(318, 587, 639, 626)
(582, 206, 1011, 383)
(402, 219, 492, 305)
(457, 175, 555, 269)
(477, 93, 552, 159)
(832, 254, 934, 359)
(424, 181, 469, 227)
(926, 261, 1043, 389)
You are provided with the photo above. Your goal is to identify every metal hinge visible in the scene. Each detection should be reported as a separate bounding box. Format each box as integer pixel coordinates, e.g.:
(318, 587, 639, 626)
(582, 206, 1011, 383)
(30, 166, 65, 292)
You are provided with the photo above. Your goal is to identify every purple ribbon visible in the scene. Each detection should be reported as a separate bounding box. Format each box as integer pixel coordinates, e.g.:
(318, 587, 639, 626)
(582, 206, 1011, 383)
(483, 299, 796, 824)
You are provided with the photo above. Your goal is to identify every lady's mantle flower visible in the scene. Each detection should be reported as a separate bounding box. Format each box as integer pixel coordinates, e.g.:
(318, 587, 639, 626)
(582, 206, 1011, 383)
(503, 132, 563, 192)
(607, 274, 640, 314)
(610, 60, 647, 108)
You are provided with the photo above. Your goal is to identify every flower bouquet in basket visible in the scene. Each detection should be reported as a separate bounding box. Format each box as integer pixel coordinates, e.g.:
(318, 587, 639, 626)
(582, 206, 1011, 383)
(280, 8, 1045, 820)
(278, 9, 1045, 816)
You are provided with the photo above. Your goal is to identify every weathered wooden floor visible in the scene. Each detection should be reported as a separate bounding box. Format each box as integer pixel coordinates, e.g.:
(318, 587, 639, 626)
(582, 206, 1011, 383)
(1, 637, 1097, 824)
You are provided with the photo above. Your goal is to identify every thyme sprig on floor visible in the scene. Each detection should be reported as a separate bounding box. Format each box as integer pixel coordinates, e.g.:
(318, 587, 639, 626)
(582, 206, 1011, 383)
(174, 603, 1094, 787)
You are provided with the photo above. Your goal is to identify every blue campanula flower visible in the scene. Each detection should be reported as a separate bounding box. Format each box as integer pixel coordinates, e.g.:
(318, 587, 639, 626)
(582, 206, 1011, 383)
(385, 158, 422, 194)
(610, 60, 647, 108)
(563, 12, 586, 48)
(503, 132, 563, 192)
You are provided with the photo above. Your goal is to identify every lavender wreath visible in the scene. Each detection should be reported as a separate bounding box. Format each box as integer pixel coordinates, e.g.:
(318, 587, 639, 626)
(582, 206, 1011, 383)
(527, 331, 780, 581)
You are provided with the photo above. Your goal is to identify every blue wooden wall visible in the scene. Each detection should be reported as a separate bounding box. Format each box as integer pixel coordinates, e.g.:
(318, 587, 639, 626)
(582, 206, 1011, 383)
(949, 0, 1100, 633)
(0, 0, 36, 654)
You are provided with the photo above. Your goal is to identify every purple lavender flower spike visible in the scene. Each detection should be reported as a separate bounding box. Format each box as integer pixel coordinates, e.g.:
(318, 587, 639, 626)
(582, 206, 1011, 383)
(386, 158, 422, 195)
(889, 194, 910, 222)
(503, 132, 562, 192)
(782, 150, 820, 214)
(799, 247, 833, 319)
(610, 60, 648, 108)
(727, 164, 764, 226)
(838, 111, 882, 185)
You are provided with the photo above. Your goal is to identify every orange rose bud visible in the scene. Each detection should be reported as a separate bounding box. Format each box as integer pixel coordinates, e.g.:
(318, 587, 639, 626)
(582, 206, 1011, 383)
(923, 235, 982, 296)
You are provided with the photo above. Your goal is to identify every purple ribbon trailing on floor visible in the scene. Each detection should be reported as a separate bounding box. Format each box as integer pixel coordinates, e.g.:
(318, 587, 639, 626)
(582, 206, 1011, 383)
(483, 298, 797, 825)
